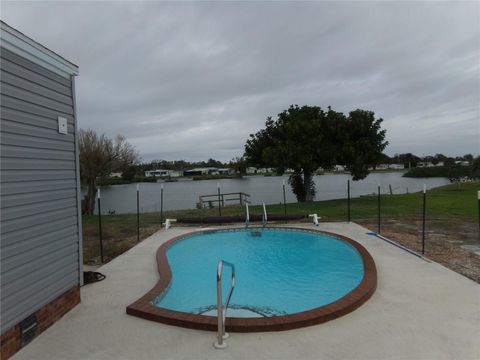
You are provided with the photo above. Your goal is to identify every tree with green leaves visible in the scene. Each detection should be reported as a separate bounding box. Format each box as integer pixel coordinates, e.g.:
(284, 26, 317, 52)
(392, 153, 420, 168)
(339, 109, 389, 180)
(471, 156, 480, 179)
(463, 154, 474, 164)
(244, 105, 388, 202)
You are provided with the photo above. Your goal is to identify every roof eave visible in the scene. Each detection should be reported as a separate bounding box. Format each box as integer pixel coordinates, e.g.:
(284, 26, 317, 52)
(1, 20, 79, 78)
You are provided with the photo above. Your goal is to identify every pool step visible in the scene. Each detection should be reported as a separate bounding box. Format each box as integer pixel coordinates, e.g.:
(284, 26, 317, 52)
(200, 308, 263, 318)
(197, 304, 284, 318)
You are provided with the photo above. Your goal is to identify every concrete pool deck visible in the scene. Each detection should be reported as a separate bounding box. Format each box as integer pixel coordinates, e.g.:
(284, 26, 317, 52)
(12, 223, 480, 360)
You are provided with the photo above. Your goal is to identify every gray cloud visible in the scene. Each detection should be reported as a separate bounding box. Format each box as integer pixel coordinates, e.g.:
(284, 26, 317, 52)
(2, 1, 479, 161)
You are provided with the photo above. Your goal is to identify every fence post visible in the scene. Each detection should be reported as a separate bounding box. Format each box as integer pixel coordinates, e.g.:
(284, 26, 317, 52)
(377, 184, 381, 234)
(160, 184, 164, 227)
(97, 188, 104, 264)
(347, 180, 351, 222)
(283, 180, 287, 223)
(217, 183, 222, 217)
(422, 184, 427, 255)
(136, 184, 140, 242)
(478, 191, 480, 241)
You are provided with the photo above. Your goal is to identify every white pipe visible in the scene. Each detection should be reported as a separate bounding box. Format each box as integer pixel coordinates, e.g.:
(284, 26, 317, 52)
(309, 214, 320, 226)
(97, 188, 100, 199)
(245, 203, 250, 227)
(262, 202, 267, 224)
(164, 218, 176, 230)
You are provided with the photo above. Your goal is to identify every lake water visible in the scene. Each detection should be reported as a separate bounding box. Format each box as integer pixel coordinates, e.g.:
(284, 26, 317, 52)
(93, 172, 450, 214)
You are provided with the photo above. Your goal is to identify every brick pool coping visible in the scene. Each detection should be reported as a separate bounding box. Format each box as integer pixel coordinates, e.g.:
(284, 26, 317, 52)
(126, 227, 377, 332)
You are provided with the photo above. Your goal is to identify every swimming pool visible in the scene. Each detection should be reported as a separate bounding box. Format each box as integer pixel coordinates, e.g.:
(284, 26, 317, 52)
(127, 227, 377, 332)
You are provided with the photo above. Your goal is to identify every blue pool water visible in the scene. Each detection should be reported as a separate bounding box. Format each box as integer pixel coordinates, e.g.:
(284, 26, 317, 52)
(152, 229, 364, 317)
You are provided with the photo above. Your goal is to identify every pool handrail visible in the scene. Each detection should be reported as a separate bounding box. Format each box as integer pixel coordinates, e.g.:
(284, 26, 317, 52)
(245, 203, 250, 228)
(214, 260, 235, 349)
(262, 202, 268, 227)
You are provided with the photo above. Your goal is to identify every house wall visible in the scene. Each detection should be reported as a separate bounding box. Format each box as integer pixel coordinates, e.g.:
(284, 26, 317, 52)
(0, 45, 81, 338)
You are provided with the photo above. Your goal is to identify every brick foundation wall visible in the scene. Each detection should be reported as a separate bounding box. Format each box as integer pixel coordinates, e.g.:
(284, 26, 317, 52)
(1, 285, 80, 360)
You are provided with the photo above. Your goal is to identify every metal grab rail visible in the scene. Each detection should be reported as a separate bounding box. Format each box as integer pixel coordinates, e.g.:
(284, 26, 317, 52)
(214, 260, 235, 349)
(262, 202, 268, 227)
(245, 203, 250, 228)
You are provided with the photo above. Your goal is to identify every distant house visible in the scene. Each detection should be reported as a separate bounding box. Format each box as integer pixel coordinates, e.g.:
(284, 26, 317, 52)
(183, 167, 218, 176)
(217, 168, 233, 175)
(144, 169, 171, 177)
(418, 162, 434, 168)
(376, 164, 389, 170)
(245, 167, 274, 174)
(388, 164, 405, 170)
(109, 172, 123, 178)
(256, 167, 273, 174)
(435, 161, 444, 167)
(169, 171, 183, 177)
(455, 161, 470, 167)
(334, 165, 345, 172)
(0, 21, 81, 358)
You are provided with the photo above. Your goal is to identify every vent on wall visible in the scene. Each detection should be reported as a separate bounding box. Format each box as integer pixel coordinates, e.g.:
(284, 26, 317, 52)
(20, 314, 37, 347)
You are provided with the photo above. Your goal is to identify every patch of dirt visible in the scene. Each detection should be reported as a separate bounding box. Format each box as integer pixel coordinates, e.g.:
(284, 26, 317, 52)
(357, 219, 480, 284)
(83, 225, 162, 265)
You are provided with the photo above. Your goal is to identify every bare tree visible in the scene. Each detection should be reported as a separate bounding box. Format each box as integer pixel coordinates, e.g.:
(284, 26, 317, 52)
(79, 129, 139, 214)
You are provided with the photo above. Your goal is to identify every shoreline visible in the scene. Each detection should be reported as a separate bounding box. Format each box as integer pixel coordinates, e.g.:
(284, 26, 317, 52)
(100, 169, 410, 186)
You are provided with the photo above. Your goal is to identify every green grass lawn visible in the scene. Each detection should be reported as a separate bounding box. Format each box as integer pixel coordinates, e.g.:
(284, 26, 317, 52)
(82, 181, 479, 264)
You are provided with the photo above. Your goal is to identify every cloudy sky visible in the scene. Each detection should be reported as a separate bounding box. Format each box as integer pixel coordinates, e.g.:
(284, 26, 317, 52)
(2, 1, 479, 162)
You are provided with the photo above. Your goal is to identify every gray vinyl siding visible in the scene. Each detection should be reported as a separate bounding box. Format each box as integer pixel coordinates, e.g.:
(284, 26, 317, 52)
(0, 46, 81, 333)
